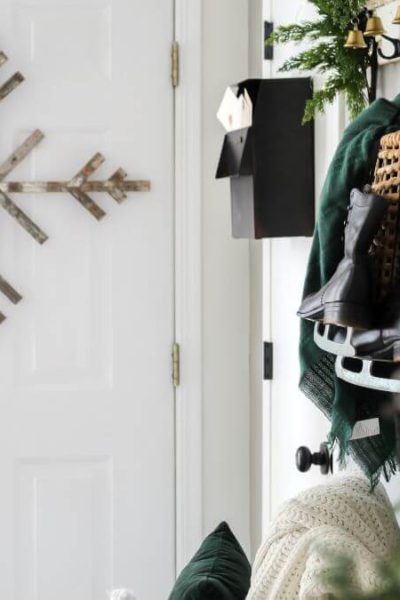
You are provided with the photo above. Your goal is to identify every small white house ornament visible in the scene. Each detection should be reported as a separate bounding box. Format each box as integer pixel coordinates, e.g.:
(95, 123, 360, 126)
(110, 590, 136, 600)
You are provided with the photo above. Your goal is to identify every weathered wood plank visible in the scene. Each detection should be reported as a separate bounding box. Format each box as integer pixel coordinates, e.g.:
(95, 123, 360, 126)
(107, 168, 127, 203)
(0, 131, 46, 243)
(68, 189, 106, 221)
(0, 52, 8, 68)
(0, 72, 24, 102)
(0, 130, 44, 181)
(108, 179, 151, 192)
(0, 136, 149, 227)
(0, 191, 48, 244)
(67, 153, 106, 218)
(68, 153, 105, 188)
(0, 275, 22, 304)
(0, 180, 151, 193)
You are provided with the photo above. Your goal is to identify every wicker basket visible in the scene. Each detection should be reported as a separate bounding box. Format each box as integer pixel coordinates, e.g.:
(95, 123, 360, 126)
(371, 131, 400, 299)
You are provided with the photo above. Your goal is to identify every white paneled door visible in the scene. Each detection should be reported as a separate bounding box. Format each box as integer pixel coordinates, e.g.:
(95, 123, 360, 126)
(0, 1, 175, 599)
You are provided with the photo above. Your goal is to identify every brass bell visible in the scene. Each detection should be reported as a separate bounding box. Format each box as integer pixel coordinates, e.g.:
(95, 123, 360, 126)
(393, 5, 400, 25)
(364, 12, 386, 37)
(344, 20, 367, 49)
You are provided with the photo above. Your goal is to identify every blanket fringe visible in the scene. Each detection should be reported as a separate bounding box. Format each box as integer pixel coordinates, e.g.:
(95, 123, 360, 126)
(300, 355, 399, 488)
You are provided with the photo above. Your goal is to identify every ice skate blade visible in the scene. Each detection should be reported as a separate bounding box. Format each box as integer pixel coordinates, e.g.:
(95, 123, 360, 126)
(335, 356, 400, 393)
(314, 323, 356, 357)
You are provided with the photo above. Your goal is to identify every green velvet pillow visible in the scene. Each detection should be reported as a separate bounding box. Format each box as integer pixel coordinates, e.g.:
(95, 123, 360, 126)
(168, 521, 251, 600)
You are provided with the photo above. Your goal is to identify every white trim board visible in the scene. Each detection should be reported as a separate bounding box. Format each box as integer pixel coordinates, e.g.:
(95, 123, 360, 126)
(261, 0, 345, 527)
(174, 0, 203, 574)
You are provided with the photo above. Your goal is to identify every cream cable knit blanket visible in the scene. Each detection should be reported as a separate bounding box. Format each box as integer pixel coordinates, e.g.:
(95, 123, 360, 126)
(248, 473, 400, 600)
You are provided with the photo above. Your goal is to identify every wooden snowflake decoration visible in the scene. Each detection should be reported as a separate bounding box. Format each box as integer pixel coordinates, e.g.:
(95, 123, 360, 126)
(0, 51, 150, 322)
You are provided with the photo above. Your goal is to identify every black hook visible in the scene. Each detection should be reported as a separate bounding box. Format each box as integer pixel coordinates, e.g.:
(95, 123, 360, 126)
(296, 442, 333, 475)
(378, 34, 400, 60)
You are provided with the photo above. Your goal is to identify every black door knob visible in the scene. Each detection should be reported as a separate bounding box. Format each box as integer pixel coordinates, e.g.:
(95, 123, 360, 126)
(296, 442, 332, 475)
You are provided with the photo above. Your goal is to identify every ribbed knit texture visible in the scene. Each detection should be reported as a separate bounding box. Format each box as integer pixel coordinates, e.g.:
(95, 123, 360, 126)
(247, 474, 400, 599)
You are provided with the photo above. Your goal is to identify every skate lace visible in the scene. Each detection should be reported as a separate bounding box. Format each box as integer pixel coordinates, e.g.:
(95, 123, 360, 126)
(341, 204, 353, 241)
(344, 204, 353, 226)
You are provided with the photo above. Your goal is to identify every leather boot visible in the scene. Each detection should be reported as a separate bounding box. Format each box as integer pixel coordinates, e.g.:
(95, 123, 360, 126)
(351, 289, 400, 362)
(297, 188, 387, 329)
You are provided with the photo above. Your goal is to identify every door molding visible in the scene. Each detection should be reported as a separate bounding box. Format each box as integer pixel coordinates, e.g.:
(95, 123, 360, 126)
(174, 0, 203, 573)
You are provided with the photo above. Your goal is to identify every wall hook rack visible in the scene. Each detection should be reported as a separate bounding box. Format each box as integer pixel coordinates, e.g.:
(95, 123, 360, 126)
(348, 5, 400, 103)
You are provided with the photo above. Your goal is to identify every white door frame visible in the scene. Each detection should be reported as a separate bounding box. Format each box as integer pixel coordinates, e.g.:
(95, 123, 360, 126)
(261, 0, 347, 530)
(174, 0, 203, 573)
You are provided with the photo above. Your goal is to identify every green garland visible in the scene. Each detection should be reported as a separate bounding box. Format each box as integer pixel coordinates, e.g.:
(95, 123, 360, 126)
(267, 0, 371, 123)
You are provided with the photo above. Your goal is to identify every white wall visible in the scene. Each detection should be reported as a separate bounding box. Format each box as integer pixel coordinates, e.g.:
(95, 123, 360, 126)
(202, 0, 251, 553)
(200, 0, 396, 560)
(201, 0, 342, 556)
(200, 0, 361, 559)
(201, 0, 344, 556)
(248, 0, 265, 560)
(262, 0, 343, 527)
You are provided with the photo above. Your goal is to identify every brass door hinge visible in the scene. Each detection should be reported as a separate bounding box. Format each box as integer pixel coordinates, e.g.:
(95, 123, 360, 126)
(171, 41, 180, 88)
(172, 342, 180, 387)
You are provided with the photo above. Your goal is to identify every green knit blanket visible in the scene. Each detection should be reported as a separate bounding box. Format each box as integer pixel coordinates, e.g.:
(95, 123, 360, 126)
(300, 95, 400, 485)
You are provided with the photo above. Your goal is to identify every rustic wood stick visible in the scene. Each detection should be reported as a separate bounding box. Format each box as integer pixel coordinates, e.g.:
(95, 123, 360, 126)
(0, 130, 45, 181)
(106, 179, 150, 192)
(107, 168, 128, 203)
(0, 275, 22, 304)
(68, 188, 106, 220)
(0, 131, 48, 243)
(68, 153, 105, 187)
(0, 180, 150, 193)
(68, 153, 106, 219)
(0, 136, 149, 227)
(0, 72, 24, 102)
(0, 191, 48, 244)
(0, 52, 8, 68)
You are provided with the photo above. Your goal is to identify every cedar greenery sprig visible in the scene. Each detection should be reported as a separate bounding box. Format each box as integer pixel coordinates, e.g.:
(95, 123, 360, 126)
(266, 0, 372, 123)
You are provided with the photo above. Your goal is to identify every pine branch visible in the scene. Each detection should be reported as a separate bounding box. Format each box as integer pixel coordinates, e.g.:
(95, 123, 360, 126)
(280, 44, 338, 73)
(266, 21, 320, 45)
(268, 0, 371, 122)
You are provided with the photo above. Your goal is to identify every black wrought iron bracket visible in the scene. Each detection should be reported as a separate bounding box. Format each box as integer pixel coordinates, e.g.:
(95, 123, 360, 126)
(367, 37, 379, 104)
(378, 33, 400, 60)
(366, 33, 400, 103)
(359, 8, 400, 104)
